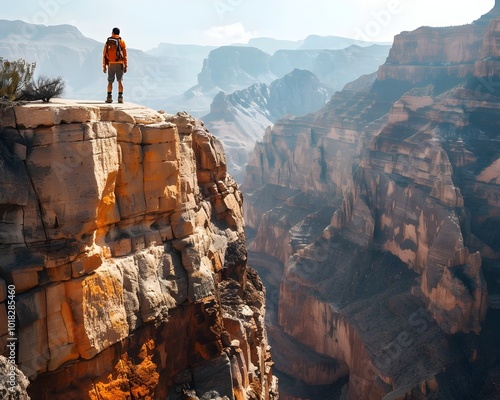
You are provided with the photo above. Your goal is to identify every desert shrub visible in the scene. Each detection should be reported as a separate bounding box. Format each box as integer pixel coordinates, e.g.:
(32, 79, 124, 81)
(0, 58, 36, 101)
(19, 75, 65, 102)
(0, 58, 65, 105)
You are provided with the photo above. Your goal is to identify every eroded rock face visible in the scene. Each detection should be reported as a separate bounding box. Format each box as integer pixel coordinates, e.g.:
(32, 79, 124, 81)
(378, 6, 500, 83)
(245, 7, 500, 400)
(0, 100, 277, 399)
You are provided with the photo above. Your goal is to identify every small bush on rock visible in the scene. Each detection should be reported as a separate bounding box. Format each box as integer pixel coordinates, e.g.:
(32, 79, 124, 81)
(0, 58, 65, 105)
(19, 75, 65, 102)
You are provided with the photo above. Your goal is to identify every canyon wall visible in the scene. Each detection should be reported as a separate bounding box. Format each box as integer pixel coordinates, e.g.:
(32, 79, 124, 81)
(245, 6, 500, 400)
(0, 101, 277, 399)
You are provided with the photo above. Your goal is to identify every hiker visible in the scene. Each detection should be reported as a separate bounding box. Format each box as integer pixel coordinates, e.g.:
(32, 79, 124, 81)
(102, 27, 128, 103)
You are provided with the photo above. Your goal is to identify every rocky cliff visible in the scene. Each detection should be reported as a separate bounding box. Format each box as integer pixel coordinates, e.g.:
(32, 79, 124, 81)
(244, 5, 500, 400)
(0, 100, 277, 399)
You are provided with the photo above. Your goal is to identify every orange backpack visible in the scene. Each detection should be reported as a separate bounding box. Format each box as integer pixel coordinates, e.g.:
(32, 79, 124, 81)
(105, 37, 123, 62)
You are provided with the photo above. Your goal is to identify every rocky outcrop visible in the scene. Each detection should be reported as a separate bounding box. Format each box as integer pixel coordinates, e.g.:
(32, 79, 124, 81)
(0, 100, 277, 399)
(244, 6, 500, 400)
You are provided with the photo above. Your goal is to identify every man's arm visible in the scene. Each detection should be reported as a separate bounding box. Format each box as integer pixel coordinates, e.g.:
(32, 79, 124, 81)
(121, 39, 128, 72)
(102, 44, 108, 73)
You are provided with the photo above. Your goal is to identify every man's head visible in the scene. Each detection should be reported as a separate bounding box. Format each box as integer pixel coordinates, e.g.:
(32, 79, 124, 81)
(112, 27, 120, 35)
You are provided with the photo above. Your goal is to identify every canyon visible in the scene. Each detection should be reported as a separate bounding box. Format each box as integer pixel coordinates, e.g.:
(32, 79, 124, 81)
(200, 45, 390, 184)
(0, 101, 277, 399)
(1, 3, 500, 400)
(244, 3, 500, 399)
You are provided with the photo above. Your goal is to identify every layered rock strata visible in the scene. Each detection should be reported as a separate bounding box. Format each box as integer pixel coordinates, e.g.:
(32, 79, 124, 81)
(245, 5, 500, 400)
(378, 6, 500, 83)
(0, 100, 277, 399)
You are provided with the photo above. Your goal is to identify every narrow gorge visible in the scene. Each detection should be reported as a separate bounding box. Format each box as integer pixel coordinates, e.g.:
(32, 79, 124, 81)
(244, 4, 500, 399)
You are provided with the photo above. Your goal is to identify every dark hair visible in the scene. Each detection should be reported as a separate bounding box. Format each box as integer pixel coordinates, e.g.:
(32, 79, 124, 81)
(112, 27, 120, 35)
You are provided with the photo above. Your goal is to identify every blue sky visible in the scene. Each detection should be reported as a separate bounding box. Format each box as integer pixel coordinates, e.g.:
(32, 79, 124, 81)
(2, 0, 496, 50)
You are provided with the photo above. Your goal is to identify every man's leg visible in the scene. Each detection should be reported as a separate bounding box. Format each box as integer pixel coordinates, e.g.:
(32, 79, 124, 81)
(106, 81, 113, 102)
(117, 65, 124, 103)
(106, 65, 115, 103)
(118, 80, 124, 103)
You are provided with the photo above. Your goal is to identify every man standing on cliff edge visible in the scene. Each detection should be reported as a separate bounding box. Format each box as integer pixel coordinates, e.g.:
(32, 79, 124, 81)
(103, 27, 128, 103)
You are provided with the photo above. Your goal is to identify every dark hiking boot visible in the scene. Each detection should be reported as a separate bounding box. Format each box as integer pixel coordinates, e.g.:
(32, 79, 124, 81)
(118, 95, 124, 103)
(105, 95, 112, 103)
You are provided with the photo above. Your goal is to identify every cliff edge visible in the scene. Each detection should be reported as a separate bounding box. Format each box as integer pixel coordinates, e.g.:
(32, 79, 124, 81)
(0, 100, 278, 399)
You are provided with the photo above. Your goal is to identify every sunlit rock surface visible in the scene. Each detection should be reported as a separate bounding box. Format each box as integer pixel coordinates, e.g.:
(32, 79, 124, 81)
(0, 100, 277, 399)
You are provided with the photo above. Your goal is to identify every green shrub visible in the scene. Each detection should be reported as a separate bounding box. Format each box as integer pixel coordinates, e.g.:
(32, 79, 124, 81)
(0, 58, 35, 101)
(0, 58, 65, 104)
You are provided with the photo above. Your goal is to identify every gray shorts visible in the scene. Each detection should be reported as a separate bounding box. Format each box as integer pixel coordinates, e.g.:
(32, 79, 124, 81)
(107, 63, 124, 82)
